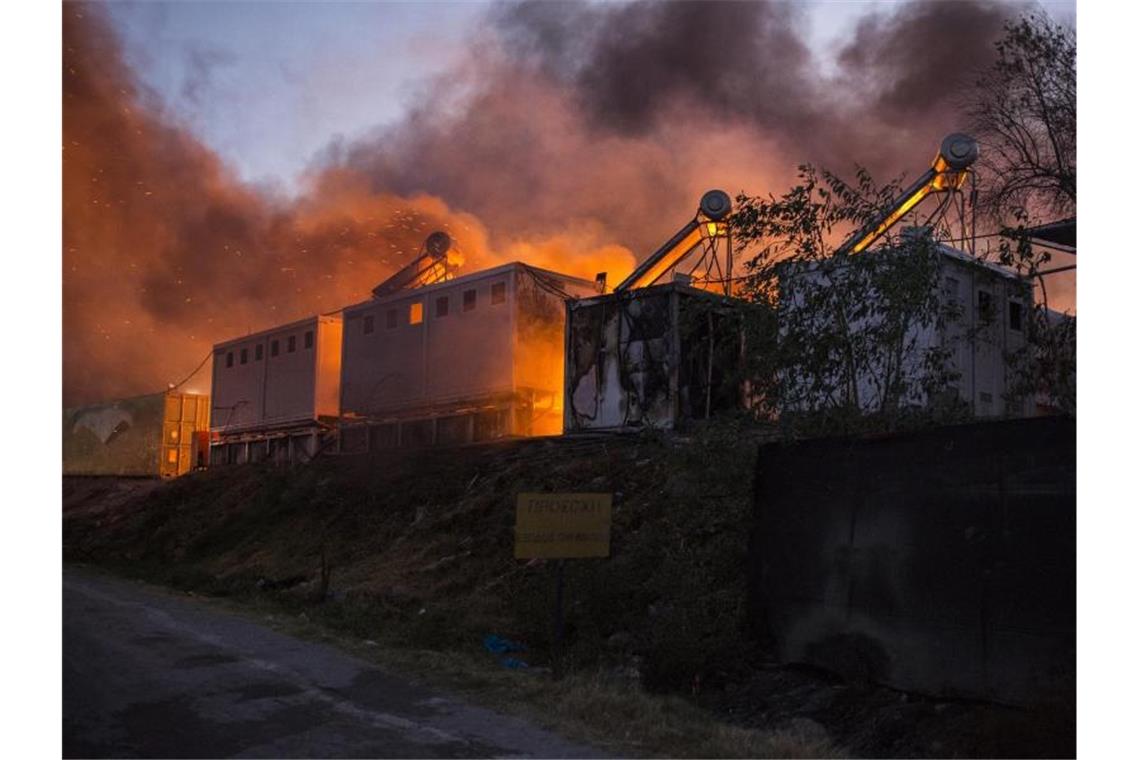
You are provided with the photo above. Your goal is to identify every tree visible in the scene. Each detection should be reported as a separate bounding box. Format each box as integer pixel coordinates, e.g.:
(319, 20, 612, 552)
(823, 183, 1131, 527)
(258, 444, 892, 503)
(966, 13, 1076, 222)
(965, 13, 1077, 415)
(733, 166, 967, 435)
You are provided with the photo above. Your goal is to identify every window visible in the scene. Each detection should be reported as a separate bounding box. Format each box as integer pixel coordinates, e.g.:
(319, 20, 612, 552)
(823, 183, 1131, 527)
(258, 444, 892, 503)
(169, 428, 179, 442)
(977, 290, 993, 323)
(226, 351, 234, 368)
(385, 309, 398, 329)
(287, 335, 296, 353)
(270, 340, 279, 357)
(363, 315, 375, 334)
(463, 289, 477, 311)
(491, 282, 506, 305)
(409, 302, 423, 325)
(304, 330, 313, 349)
(1008, 300, 1023, 332)
(167, 449, 178, 465)
(255, 344, 263, 361)
(240, 348, 248, 365)
(436, 296, 449, 318)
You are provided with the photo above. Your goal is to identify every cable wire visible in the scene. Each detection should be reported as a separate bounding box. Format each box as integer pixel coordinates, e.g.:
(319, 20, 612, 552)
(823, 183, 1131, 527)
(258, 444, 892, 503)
(169, 349, 213, 391)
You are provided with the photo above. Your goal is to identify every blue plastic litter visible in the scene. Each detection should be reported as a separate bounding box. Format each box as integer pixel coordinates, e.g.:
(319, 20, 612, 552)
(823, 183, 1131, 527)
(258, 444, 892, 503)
(482, 634, 526, 655)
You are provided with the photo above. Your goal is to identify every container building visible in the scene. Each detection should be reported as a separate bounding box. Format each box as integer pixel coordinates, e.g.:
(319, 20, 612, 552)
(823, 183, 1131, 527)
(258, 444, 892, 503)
(209, 313, 343, 464)
(63, 391, 210, 478)
(338, 262, 597, 450)
(563, 190, 759, 433)
(563, 282, 757, 432)
(777, 243, 1035, 418)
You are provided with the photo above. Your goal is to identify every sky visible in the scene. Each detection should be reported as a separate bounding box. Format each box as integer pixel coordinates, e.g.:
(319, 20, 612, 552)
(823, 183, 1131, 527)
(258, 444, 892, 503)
(106, 0, 1075, 191)
(106, 1, 487, 191)
(63, 0, 1076, 406)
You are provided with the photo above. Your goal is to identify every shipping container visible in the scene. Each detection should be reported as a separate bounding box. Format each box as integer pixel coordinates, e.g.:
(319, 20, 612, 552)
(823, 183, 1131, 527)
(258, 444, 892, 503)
(210, 313, 342, 435)
(209, 313, 342, 465)
(338, 262, 596, 448)
(63, 391, 210, 477)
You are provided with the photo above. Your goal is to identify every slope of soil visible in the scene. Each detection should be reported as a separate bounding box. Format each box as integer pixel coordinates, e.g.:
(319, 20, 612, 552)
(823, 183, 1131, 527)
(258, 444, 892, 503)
(63, 423, 1072, 758)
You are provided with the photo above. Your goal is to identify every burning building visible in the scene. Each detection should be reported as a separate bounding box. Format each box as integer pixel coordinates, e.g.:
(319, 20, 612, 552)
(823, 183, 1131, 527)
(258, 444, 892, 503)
(209, 314, 343, 464)
(206, 227, 599, 459)
(338, 253, 597, 450)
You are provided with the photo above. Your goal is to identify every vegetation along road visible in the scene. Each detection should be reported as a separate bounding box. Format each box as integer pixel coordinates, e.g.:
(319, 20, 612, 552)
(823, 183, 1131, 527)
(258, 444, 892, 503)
(63, 568, 602, 758)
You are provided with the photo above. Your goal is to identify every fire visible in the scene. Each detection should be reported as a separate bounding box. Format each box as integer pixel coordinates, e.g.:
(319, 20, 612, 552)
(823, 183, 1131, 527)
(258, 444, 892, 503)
(499, 234, 635, 292)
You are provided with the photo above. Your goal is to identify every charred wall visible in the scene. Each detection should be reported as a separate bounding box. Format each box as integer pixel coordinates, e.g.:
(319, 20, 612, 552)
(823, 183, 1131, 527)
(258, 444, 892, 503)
(565, 284, 755, 431)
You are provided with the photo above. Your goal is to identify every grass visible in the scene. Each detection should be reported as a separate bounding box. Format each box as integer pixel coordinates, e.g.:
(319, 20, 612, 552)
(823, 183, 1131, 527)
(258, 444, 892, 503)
(64, 422, 1072, 758)
(65, 421, 842, 757)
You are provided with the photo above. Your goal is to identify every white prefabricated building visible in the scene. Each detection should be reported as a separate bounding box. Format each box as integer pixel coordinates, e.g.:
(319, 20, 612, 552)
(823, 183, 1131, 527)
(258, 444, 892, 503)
(338, 262, 597, 449)
(778, 244, 1035, 418)
(209, 313, 343, 464)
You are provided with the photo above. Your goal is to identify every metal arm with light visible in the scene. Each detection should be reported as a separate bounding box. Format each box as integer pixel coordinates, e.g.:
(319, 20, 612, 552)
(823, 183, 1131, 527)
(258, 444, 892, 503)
(615, 189, 734, 294)
(835, 133, 979, 257)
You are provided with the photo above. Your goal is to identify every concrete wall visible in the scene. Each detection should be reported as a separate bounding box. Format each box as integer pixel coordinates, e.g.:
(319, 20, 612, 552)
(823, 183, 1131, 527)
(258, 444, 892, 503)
(749, 416, 1075, 705)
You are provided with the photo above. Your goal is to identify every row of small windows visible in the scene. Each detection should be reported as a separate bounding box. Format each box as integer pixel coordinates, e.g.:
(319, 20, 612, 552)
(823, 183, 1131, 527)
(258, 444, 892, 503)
(224, 330, 313, 368)
(362, 282, 507, 334)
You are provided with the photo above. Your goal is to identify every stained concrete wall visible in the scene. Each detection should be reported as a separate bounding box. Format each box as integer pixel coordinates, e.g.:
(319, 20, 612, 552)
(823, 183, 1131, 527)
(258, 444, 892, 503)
(749, 416, 1075, 705)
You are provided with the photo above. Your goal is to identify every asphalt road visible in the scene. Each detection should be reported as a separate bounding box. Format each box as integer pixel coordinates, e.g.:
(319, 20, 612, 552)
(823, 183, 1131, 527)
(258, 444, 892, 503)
(63, 569, 601, 759)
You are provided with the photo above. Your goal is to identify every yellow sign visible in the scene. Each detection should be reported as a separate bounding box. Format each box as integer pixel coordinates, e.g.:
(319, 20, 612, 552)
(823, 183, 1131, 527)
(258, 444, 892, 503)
(515, 493, 612, 559)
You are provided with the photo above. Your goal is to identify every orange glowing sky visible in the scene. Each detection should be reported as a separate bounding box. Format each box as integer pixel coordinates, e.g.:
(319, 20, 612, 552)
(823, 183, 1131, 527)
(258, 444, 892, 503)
(63, 1, 1075, 406)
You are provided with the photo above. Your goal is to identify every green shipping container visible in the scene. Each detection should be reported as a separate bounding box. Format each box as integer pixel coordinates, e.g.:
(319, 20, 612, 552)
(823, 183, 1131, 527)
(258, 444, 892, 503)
(62, 391, 210, 477)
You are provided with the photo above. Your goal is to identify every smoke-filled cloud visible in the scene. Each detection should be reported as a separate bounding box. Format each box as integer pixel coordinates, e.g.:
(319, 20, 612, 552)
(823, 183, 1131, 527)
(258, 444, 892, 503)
(63, 0, 1068, 407)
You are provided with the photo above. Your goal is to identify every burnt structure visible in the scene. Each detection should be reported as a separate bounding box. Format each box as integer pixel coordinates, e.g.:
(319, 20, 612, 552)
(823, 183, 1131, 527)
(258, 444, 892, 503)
(564, 284, 756, 431)
(565, 190, 757, 432)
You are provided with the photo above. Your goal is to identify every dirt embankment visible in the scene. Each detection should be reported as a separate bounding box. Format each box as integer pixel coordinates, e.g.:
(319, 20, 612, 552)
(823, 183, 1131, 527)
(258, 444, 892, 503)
(63, 424, 1072, 758)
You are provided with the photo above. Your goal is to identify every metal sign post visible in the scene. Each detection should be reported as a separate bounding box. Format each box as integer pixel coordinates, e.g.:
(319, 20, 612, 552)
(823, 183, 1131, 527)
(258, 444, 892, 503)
(515, 493, 612, 665)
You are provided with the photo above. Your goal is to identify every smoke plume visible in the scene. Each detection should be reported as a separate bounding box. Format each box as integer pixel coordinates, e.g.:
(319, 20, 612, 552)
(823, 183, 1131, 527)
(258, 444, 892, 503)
(65, 0, 1065, 407)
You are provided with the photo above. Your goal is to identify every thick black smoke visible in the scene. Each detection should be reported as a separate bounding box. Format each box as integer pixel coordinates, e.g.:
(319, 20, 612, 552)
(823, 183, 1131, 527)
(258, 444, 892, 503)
(65, 0, 1041, 406)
